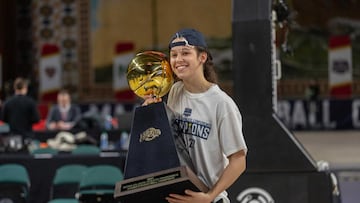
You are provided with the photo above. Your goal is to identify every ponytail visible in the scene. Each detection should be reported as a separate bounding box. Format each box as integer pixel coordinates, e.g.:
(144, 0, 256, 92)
(196, 47, 218, 84)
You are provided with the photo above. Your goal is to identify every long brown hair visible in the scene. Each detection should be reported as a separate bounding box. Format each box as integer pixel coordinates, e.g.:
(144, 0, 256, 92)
(196, 47, 218, 84)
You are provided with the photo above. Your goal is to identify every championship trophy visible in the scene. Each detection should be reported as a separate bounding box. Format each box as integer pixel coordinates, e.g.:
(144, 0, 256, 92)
(114, 51, 208, 202)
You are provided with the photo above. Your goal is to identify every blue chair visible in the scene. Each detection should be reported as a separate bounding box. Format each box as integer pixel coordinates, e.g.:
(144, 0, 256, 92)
(48, 198, 79, 203)
(76, 165, 123, 203)
(51, 164, 88, 199)
(71, 145, 100, 155)
(31, 147, 58, 155)
(0, 164, 30, 202)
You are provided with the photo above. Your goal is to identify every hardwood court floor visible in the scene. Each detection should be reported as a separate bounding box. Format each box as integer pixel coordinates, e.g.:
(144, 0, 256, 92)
(294, 130, 360, 171)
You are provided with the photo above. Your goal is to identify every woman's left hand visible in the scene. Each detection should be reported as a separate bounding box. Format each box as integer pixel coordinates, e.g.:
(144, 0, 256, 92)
(166, 190, 213, 203)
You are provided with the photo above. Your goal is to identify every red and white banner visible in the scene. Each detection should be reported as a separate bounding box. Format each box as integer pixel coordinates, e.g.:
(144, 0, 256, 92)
(113, 42, 136, 101)
(39, 44, 62, 102)
(328, 35, 352, 98)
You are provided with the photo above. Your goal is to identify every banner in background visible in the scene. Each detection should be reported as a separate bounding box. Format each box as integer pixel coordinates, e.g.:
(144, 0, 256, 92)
(113, 42, 135, 101)
(39, 44, 62, 102)
(328, 35, 353, 98)
(277, 98, 360, 130)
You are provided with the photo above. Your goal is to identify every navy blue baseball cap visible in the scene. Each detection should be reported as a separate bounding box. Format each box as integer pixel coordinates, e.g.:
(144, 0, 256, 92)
(169, 28, 208, 49)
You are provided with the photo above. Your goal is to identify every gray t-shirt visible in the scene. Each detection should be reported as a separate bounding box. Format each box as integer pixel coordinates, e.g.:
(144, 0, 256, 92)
(167, 81, 247, 198)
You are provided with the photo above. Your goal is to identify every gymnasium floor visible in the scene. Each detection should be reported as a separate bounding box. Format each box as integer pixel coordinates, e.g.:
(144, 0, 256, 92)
(294, 130, 360, 171)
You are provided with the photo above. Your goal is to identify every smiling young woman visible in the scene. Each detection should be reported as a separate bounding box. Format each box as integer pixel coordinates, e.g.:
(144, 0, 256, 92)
(144, 28, 248, 203)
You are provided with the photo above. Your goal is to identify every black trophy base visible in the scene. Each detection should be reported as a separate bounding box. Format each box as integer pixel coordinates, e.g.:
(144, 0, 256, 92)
(114, 166, 208, 203)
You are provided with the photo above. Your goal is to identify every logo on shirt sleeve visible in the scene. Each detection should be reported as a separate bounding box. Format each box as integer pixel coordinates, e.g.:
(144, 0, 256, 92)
(183, 108, 192, 117)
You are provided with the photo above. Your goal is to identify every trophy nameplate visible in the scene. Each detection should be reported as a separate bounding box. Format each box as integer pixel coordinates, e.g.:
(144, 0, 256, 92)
(114, 166, 208, 202)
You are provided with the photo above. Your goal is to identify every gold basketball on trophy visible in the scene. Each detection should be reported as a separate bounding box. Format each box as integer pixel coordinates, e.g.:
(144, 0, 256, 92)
(127, 51, 174, 98)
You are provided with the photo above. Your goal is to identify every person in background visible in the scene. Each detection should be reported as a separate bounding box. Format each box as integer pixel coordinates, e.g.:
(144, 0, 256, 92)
(1, 77, 40, 138)
(46, 89, 81, 131)
(305, 79, 320, 102)
(144, 28, 247, 203)
(305, 79, 320, 128)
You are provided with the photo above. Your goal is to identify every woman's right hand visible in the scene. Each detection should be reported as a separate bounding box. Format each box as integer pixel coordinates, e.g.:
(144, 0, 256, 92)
(142, 95, 162, 106)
